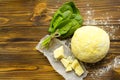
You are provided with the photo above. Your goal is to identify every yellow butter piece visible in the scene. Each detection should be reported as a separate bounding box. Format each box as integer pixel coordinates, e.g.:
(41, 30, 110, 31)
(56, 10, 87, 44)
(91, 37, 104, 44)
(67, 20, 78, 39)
(54, 46, 64, 60)
(72, 59, 84, 76)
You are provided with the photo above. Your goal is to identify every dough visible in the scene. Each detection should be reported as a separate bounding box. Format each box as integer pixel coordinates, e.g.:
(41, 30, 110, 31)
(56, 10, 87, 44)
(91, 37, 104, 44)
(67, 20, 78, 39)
(71, 26, 110, 63)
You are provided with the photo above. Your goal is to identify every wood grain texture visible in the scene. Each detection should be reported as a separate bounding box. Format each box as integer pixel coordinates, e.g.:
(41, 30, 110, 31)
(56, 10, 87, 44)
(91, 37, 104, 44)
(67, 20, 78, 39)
(0, 0, 120, 80)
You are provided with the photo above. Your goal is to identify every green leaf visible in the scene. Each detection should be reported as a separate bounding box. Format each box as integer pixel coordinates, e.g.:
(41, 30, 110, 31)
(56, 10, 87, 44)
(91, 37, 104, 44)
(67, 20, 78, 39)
(42, 2, 83, 48)
(48, 2, 82, 34)
(61, 19, 81, 38)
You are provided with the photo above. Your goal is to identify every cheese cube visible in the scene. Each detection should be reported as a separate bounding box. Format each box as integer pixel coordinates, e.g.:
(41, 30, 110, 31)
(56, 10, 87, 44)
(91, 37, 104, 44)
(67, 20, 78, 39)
(61, 58, 72, 72)
(71, 59, 79, 69)
(66, 64, 72, 72)
(53, 46, 64, 60)
(71, 59, 84, 76)
(67, 56, 74, 64)
(75, 65, 84, 76)
(61, 58, 69, 68)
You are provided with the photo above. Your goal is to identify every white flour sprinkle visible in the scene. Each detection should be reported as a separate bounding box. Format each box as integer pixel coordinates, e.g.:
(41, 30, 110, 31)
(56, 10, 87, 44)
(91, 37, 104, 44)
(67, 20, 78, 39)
(83, 3, 119, 40)
(90, 64, 112, 80)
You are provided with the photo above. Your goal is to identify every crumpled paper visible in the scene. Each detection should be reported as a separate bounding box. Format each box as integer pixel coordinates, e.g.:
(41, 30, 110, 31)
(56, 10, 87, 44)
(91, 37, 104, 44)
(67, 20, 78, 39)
(36, 35, 88, 80)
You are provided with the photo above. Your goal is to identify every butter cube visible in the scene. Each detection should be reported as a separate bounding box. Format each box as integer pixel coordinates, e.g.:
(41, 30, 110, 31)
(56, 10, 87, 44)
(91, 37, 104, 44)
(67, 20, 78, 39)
(72, 59, 84, 76)
(53, 46, 64, 60)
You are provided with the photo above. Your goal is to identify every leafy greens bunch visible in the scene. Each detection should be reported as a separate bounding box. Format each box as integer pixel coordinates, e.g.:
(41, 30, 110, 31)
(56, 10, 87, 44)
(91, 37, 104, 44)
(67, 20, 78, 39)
(41, 2, 83, 48)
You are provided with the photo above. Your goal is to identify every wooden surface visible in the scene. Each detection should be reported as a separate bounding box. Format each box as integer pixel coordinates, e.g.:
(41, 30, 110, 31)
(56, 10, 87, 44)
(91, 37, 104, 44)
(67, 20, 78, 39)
(0, 0, 120, 80)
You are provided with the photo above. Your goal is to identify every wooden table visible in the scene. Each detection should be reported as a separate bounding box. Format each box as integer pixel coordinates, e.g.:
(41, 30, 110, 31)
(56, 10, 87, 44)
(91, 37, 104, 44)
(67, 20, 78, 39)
(0, 0, 120, 80)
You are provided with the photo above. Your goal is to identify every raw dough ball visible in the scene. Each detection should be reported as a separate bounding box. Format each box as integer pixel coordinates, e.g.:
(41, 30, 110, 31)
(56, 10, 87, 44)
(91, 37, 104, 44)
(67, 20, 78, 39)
(71, 26, 110, 63)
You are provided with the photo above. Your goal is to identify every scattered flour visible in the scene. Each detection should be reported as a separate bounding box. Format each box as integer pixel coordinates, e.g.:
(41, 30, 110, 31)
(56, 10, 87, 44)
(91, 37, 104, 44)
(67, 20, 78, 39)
(83, 3, 120, 40)
(90, 64, 112, 80)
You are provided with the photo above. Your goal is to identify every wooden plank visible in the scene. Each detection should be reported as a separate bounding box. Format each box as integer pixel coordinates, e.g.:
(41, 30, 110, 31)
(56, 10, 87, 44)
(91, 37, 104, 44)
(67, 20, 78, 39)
(0, 0, 119, 27)
(0, 52, 115, 79)
(0, 26, 120, 43)
(0, 41, 120, 54)
(0, 41, 119, 79)
(0, 51, 116, 80)
(0, 26, 48, 42)
(0, 0, 119, 80)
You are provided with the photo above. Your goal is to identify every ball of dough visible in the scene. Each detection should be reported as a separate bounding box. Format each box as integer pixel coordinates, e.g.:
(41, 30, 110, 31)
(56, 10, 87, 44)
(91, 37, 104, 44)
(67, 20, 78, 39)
(71, 26, 110, 63)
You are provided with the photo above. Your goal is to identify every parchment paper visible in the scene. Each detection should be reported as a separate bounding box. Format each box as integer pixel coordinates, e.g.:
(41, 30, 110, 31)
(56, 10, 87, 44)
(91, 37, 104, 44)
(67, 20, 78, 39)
(36, 35, 88, 80)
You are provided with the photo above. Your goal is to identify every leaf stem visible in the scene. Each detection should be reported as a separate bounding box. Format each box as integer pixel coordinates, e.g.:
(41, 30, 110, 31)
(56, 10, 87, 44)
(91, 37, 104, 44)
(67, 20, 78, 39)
(41, 30, 60, 49)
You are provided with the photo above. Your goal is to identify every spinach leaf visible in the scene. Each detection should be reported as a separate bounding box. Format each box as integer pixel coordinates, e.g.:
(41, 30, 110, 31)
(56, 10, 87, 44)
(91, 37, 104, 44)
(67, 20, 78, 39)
(41, 2, 83, 48)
